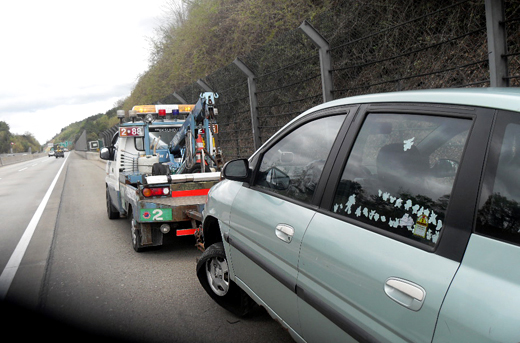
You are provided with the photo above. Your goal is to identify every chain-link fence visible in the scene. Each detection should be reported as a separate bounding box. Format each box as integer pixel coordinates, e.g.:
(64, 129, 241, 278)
(241, 28, 323, 150)
(505, 0, 520, 85)
(102, 0, 520, 162)
(316, 0, 490, 96)
(205, 63, 255, 160)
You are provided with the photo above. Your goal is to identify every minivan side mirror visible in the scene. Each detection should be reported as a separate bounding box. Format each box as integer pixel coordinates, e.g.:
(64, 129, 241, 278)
(222, 159, 251, 183)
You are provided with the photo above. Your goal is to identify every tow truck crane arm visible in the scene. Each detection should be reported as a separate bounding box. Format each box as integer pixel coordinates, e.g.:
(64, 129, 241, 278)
(168, 92, 220, 173)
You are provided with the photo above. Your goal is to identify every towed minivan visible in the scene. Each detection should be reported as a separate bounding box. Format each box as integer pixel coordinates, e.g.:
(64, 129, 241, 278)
(197, 88, 520, 343)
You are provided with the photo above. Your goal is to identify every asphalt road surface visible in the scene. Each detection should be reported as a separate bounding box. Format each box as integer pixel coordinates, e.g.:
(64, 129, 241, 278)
(0, 152, 293, 343)
(0, 154, 65, 275)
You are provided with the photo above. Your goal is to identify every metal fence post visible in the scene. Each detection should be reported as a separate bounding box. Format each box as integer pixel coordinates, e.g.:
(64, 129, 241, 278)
(172, 92, 188, 104)
(233, 58, 261, 150)
(485, 0, 509, 87)
(299, 20, 333, 102)
(197, 79, 214, 92)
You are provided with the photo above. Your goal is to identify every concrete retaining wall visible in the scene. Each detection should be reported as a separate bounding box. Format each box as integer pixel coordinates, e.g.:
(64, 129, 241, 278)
(75, 150, 101, 161)
(0, 153, 47, 166)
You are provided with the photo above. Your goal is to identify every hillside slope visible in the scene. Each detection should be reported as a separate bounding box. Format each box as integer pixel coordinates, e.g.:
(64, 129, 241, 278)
(123, 0, 330, 109)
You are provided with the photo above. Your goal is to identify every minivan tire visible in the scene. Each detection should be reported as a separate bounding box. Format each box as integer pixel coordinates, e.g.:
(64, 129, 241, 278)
(196, 242, 256, 316)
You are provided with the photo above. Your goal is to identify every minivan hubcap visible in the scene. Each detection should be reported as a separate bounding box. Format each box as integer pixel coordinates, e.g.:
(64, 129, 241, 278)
(206, 256, 229, 296)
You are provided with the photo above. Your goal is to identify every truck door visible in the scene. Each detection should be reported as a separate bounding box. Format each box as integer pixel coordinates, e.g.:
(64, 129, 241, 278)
(106, 132, 121, 204)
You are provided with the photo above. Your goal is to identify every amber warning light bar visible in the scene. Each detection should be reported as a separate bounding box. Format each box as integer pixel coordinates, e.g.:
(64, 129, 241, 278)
(132, 104, 195, 115)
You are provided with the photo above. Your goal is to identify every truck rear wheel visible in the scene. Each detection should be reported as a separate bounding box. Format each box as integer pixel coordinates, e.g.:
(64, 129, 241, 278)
(106, 188, 120, 219)
(130, 211, 145, 252)
(196, 242, 256, 316)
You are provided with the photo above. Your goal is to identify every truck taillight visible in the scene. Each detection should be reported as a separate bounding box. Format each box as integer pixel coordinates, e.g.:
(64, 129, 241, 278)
(142, 187, 170, 197)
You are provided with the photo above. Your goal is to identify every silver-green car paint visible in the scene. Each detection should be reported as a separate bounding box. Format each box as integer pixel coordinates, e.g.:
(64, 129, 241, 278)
(432, 235, 520, 342)
(203, 88, 520, 342)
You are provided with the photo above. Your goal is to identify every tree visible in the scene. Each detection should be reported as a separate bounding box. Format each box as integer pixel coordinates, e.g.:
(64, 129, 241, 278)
(0, 121, 11, 153)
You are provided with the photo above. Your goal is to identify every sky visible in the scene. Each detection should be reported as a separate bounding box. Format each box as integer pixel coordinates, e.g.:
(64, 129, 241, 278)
(0, 0, 170, 145)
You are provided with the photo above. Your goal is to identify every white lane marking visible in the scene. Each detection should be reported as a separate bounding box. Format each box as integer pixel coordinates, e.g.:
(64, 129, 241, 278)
(18, 167, 28, 172)
(0, 153, 69, 299)
(31, 164, 37, 167)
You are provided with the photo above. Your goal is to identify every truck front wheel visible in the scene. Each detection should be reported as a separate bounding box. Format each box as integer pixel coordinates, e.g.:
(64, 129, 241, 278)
(106, 188, 120, 219)
(196, 242, 255, 316)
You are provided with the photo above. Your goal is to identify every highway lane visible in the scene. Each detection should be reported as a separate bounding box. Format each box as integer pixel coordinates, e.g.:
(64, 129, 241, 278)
(0, 154, 67, 273)
(2, 153, 293, 343)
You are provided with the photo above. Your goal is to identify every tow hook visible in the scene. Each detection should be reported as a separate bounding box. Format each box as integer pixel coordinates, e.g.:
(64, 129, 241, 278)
(194, 225, 205, 252)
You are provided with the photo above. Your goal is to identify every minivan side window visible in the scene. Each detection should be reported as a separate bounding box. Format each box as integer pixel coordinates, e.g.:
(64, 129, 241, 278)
(254, 115, 346, 204)
(477, 112, 520, 245)
(332, 113, 471, 247)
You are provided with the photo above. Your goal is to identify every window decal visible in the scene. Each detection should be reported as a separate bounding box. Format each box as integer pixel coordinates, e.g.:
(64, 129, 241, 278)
(334, 188, 444, 244)
(414, 214, 429, 238)
(331, 113, 471, 247)
(399, 213, 414, 228)
(403, 137, 415, 151)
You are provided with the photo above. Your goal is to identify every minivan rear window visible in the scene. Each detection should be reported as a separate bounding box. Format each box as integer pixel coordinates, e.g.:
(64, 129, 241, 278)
(477, 114, 520, 246)
(332, 113, 471, 247)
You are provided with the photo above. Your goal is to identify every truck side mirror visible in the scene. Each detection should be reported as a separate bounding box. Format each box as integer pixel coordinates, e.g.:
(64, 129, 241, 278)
(222, 159, 251, 184)
(100, 146, 115, 161)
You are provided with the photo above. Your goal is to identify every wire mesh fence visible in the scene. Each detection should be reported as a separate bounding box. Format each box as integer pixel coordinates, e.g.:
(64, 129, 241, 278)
(205, 63, 255, 160)
(505, 0, 520, 86)
(102, 0, 520, 162)
(240, 28, 322, 145)
(314, 0, 490, 97)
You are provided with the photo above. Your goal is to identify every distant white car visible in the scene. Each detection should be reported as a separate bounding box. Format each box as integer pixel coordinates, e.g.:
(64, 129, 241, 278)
(48, 150, 55, 157)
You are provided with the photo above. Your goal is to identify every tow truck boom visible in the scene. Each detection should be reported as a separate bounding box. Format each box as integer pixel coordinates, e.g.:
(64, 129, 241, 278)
(169, 92, 221, 173)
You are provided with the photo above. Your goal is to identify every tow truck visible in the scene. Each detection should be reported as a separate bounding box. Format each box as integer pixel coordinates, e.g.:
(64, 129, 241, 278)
(100, 92, 222, 252)
(54, 146, 64, 158)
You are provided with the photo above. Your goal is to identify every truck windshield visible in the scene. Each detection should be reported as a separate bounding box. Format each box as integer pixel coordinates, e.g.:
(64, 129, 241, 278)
(135, 126, 181, 151)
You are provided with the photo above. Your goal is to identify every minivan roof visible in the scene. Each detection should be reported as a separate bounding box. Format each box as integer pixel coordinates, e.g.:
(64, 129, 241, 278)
(312, 87, 520, 114)
(256, 88, 520, 156)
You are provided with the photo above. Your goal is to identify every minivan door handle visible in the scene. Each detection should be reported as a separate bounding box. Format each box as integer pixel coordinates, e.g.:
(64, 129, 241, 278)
(275, 224, 294, 243)
(384, 277, 426, 311)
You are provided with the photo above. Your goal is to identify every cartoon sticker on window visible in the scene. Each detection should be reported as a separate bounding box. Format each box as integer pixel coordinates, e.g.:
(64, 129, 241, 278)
(334, 187, 445, 244)
(399, 213, 414, 228)
(413, 214, 429, 238)
(403, 137, 415, 151)
(346, 194, 356, 214)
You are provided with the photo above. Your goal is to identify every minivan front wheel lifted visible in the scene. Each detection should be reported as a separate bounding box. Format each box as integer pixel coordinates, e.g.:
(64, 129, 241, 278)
(196, 242, 255, 316)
